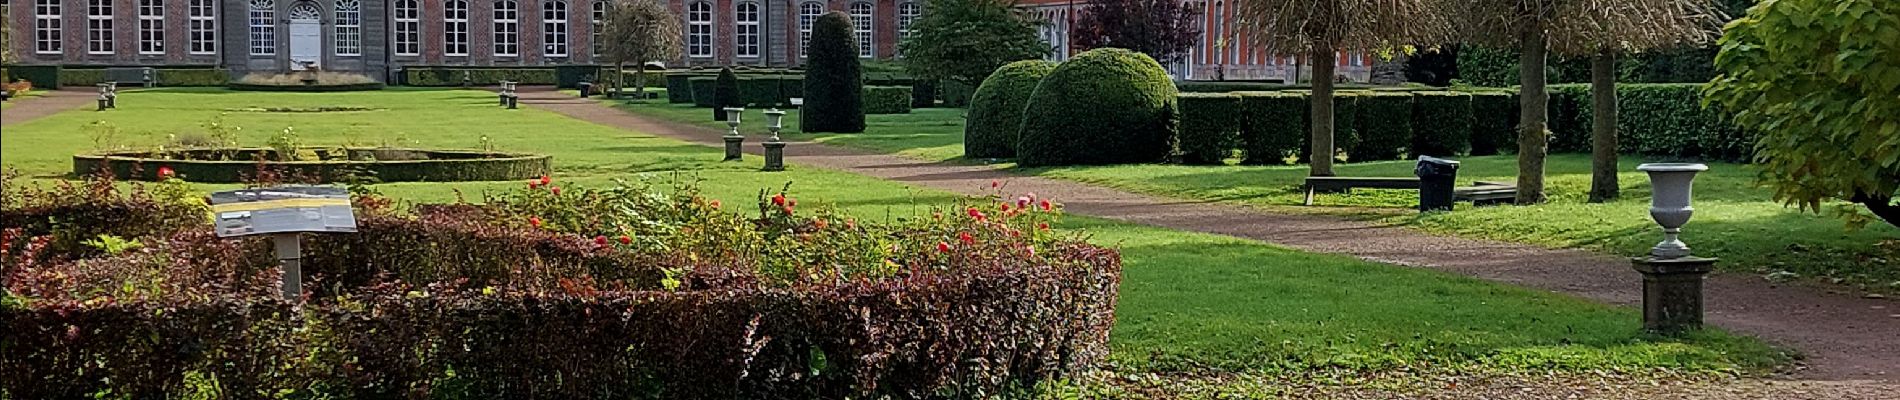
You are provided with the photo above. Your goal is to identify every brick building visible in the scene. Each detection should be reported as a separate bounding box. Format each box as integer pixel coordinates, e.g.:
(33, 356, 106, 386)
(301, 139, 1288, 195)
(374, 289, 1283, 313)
(1021, 0, 1375, 82)
(664, 0, 922, 67)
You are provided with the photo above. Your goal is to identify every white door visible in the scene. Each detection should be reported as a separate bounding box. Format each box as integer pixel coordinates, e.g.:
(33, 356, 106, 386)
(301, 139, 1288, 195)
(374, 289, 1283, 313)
(288, 4, 322, 69)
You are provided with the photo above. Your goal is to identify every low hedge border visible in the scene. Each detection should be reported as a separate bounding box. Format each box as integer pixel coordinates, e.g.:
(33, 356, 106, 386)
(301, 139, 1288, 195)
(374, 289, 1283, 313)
(1352, 92, 1415, 162)
(226, 82, 386, 92)
(1177, 93, 1242, 164)
(1237, 91, 1307, 165)
(404, 68, 557, 86)
(71, 148, 550, 183)
(863, 86, 913, 114)
(1411, 91, 1474, 157)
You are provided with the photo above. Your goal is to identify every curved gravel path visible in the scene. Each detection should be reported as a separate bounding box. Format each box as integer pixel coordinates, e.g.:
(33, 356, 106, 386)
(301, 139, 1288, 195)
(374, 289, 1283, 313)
(1, 89, 97, 128)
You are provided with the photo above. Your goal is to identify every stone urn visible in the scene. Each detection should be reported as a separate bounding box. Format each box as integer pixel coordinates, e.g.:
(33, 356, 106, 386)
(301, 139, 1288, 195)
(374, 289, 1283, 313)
(1638, 163, 1708, 259)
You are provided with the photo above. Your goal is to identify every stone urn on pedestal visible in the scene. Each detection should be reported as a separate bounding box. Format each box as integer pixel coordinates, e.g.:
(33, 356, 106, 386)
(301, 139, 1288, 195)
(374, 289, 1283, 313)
(761, 109, 787, 172)
(1631, 163, 1715, 334)
(722, 107, 746, 161)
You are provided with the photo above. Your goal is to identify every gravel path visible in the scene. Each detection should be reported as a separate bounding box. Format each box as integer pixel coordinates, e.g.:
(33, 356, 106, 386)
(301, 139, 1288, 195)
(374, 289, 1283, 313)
(1, 89, 97, 128)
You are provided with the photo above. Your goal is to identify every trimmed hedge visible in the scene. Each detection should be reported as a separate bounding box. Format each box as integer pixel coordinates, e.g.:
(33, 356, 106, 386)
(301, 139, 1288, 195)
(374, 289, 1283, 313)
(689, 77, 718, 108)
(1177, 93, 1242, 164)
(965, 60, 1057, 159)
(1469, 91, 1519, 155)
(71, 148, 550, 183)
(58, 69, 106, 87)
(1302, 92, 1364, 163)
(911, 80, 938, 108)
(1352, 92, 1414, 161)
(801, 12, 866, 133)
(1555, 83, 1754, 162)
(863, 86, 913, 114)
(156, 69, 231, 86)
(5, 65, 62, 89)
(714, 68, 741, 120)
(1018, 49, 1179, 166)
(1548, 84, 1595, 153)
(1179, 81, 1299, 93)
(403, 68, 558, 86)
(666, 73, 704, 103)
(941, 80, 976, 107)
(1411, 91, 1474, 157)
(226, 82, 385, 92)
(1237, 91, 1307, 165)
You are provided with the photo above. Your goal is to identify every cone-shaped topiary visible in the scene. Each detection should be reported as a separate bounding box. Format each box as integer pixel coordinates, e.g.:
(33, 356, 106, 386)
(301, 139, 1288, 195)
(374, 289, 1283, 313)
(1016, 48, 1178, 166)
(964, 60, 1057, 159)
(800, 12, 865, 133)
(713, 67, 742, 121)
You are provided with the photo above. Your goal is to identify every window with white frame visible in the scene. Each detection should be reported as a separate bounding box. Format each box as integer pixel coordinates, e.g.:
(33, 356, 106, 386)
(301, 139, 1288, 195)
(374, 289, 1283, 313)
(494, 0, 519, 56)
(849, 2, 872, 58)
(34, 0, 61, 54)
(334, 0, 362, 56)
(189, 0, 216, 54)
(686, 1, 711, 58)
(543, 1, 568, 57)
(139, 0, 165, 54)
(249, 0, 275, 55)
(591, 1, 608, 56)
(445, 0, 469, 56)
(898, 2, 919, 37)
(735, 2, 759, 58)
(798, 2, 822, 57)
(394, 0, 419, 55)
(88, 0, 113, 55)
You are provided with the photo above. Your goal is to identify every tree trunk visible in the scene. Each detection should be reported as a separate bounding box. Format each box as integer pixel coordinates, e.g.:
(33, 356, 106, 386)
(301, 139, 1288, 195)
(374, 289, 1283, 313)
(1515, 23, 1550, 204)
(1852, 192, 1900, 229)
(633, 62, 646, 97)
(616, 62, 627, 99)
(1588, 50, 1619, 203)
(1309, 44, 1337, 177)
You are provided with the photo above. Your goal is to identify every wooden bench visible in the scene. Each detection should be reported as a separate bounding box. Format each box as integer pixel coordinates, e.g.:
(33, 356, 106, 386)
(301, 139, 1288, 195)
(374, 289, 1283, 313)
(1454, 181, 1517, 206)
(1303, 176, 1420, 205)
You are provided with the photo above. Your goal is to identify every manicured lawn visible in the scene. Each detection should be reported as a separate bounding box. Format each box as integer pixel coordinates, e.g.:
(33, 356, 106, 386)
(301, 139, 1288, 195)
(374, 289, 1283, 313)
(604, 95, 974, 163)
(2, 88, 1788, 377)
(607, 97, 1900, 292)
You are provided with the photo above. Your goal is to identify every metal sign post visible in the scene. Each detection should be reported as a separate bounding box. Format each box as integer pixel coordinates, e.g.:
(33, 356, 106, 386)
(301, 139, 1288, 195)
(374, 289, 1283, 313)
(273, 233, 303, 299)
(209, 186, 356, 301)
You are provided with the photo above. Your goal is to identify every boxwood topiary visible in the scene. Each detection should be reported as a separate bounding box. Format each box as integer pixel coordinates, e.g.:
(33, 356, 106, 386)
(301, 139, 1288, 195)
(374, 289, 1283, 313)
(1016, 49, 1179, 166)
(863, 86, 913, 114)
(1176, 92, 1242, 164)
(1237, 91, 1308, 165)
(1351, 92, 1415, 162)
(800, 12, 865, 133)
(714, 67, 742, 120)
(1410, 91, 1474, 157)
(964, 60, 1057, 159)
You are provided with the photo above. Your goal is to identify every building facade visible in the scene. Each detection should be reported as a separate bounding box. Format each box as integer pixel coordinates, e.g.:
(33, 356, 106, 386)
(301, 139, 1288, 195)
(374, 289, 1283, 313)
(662, 0, 922, 68)
(1021, 0, 1375, 82)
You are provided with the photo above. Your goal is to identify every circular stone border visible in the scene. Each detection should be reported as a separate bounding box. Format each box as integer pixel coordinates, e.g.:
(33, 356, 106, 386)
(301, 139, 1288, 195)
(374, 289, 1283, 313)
(73, 147, 551, 183)
(227, 82, 387, 92)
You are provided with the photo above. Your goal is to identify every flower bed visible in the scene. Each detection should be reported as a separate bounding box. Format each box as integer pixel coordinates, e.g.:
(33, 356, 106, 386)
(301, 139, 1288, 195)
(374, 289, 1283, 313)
(0, 176, 1121, 398)
(72, 147, 551, 183)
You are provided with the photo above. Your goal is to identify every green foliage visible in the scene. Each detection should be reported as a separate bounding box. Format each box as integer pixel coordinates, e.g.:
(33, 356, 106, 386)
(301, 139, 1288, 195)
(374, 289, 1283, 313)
(801, 12, 865, 133)
(941, 80, 977, 107)
(1237, 91, 1306, 165)
(6, 65, 60, 89)
(964, 60, 1056, 159)
(57, 69, 106, 87)
(155, 69, 231, 86)
(665, 73, 705, 103)
(1705, 0, 1900, 228)
(1176, 93, 1241, 164)
(735, 77, 780, 107)
(688, 76, 717, 107)
(1410, 91, 1473, 157)
(898, 0, 1051, 87)
(1017, 49, 1179, 166)
(1352, 92, 1415, 161)
(403, 68, 557, 86)
(1468, 90, 1519, 155)
(713, 67, 741, 120)
(81, 234, 143, 255)
(1614, 84, 1751, 161)
(1177, 81, 1299, 93)
(862, 86, 913, 114)
(910, 80, 938, 108)
(1546, 84, 1593, 153)
(1303, 92, 1363, 163)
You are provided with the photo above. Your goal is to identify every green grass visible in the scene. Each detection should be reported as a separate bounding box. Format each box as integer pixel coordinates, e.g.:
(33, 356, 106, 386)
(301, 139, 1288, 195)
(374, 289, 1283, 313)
(605, 98, 973, 163)
(2, 88, 1789, 376)
(605, 98, 1900, 292)
(1, 90, 46, 110)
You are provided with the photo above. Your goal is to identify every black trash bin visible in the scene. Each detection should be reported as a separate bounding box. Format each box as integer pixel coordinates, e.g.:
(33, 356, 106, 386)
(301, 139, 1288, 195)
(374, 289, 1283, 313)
(579, 82, 594, 98)
(1415, 156, 1461, 212)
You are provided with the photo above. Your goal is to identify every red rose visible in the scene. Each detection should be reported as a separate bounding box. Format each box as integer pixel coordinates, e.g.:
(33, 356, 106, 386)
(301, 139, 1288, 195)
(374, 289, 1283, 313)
(1038, 222, 1050, 230)
(550, 186, 562, 196)
(530, 216, 543, 228)
(157, 166, 176, 179)
(618, 235, 633, 245)
(782, 205, 795, 215)
(709, 200, 721, 209)
(1040, 200, 1053, 211)
(594, 236, 609, 246)
(937, 242, 951, 253)
(539, 175, 552, 185)
(1000, 203, 1011, 212)
(788, 198, 797, 207)
(813, 218, 829, 229)
(1017, 197, 1030, 208)
(528, 180, 541, 189)
(991, 180, 1000, 188)
(958, 231, 974, 244)
(771, 194, 786, 206)
(966, 207, 982, 218)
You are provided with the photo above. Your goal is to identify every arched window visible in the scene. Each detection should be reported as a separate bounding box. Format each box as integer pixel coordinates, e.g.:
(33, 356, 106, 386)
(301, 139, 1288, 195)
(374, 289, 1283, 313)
(138, 0, 165, 55)
(494, 0, 519, 56)
(798, 2, 823, 57)
(543, 1, 569, 57)
(849, 2, 872, 58)
(735, 2, 760, 58)
(248, 0, 274, 55)
(88, 0, 114, 55)
(444, 0, 469, 56)
(591, 1, 609, 56)
(335, 0, 362, 56)
(189, 0, 216, 54)
(33, 0, 61, 54)
(686, 1, 712, 58)
(394, 0, 419, 55)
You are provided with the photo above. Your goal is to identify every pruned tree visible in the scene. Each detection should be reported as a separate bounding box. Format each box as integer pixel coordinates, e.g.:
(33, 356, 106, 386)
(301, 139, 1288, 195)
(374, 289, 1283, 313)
(1577, 0, 1724, 203)
(898, 0, 1051, 87)
(1071, 0, 1202, 64)
(1706, 0, 1900, 229)
(1238, 1, 1451, 177)
(600, 0, 683, 99)
(1448, 0, 1721, 204)
(802, 12, 865, 133)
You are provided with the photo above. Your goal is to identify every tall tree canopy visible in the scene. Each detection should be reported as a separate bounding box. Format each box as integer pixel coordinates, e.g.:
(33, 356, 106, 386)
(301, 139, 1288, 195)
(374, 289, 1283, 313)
(599, 0, 683, 97)
(1706, 0, 1900, 229)
(898, 0, 1051, 87)
(1239, 0, 1450, 177)
(1070, 0, 1202, 64)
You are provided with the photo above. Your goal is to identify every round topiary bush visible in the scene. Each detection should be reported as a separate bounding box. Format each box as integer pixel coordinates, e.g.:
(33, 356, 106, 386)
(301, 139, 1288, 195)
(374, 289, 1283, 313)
(799, 12, 865, 133)
(964, 60, 1057, 159)
(1016, 48, 1179, 166)
(713, 67, 741, 121)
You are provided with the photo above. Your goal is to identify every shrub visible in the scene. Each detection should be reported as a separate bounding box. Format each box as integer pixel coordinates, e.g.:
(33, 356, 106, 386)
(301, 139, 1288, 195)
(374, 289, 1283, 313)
(862, 86, 913, 114)
(1301, 91, 1364, 163)
(735, 77, 783, 107)
(689, 77, 718, 107)
(0, 171, 207, 263)
(1237, 91, 1307, 165)
(6, 65, 61, 89)
(403, 68, 558, 86)
(1615, 84, 1753, 161)
(156, 69, 231, 86)
(1017, 48, 1179, 166)
(964, 60, 1057, 159)
(714, 67, 741, 120)
(1410, 91, 1474, 157)
(1176, 92, 1242, 164)
(1177, 80, 1298, 93)
(1547, 84, 1594, 153)
(1352, 92, 1414, 161)
(911, 80, 938, 108)
(801, 12, 866, 133)
(941, 80, 977, 107)
(664, 73, 706, 103)
(57, 69, 106, 87)
(1468, 90, 1519, 156)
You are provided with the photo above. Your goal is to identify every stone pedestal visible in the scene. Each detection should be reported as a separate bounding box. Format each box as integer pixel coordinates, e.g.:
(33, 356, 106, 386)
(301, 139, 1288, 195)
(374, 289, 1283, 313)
(506, 95, 518, 109)
(1630, 256, 1716, 334)
(762, 141, 786, 171)
(500, 93, 510, 106)
(724, 136, 745, 161)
